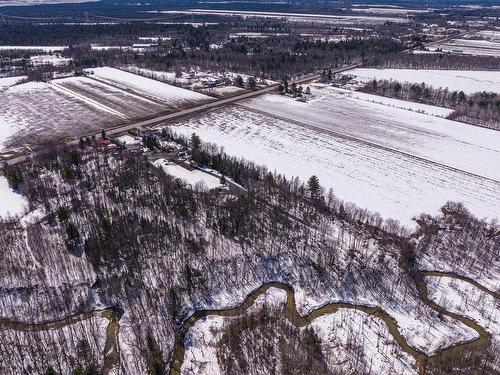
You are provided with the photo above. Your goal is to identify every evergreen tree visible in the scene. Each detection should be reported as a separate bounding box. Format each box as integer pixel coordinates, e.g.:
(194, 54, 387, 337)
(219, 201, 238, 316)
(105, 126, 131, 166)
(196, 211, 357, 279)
(189, 133, 201, 150)
(307, 175, 321, 199)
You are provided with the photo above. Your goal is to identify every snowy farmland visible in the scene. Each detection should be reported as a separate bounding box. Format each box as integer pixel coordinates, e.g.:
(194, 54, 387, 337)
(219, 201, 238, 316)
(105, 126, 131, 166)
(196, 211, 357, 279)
(0, 69, 214, 151)
(242, 86, 500, 182)
(84, 67, 214, 107)
(168, 105, 500, 227)
(429, 38, 500, 57)
(349, 68, 500, 94)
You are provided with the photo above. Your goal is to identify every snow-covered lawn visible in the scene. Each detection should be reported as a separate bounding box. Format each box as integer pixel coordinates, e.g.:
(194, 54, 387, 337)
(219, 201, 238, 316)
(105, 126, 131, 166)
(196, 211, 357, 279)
(84, 67, 214, 107)
(169, 106, 500, 227)
(0, 176, 28, 218)
(241, 86, 500, 182)
(153, 158, 222, 190)
(349, 68, 500, 94)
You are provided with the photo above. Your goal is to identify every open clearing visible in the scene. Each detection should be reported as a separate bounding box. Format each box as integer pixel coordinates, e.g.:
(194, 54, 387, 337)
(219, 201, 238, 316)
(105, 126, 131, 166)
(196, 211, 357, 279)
(349, 68, 500, 94)
(168, 105, 500, 227)
(241, 86, 500, 182)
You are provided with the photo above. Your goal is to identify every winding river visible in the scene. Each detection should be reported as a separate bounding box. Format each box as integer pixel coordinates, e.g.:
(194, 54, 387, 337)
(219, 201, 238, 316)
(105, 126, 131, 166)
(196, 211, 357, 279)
(0, 271, 497, 375)
(169, 271, 498, 375)
(0, 307, 123, 374)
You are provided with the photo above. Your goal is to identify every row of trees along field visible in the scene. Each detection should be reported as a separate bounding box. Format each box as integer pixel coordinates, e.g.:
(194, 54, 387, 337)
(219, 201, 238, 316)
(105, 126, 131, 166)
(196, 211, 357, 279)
(359, 79, 500, 130)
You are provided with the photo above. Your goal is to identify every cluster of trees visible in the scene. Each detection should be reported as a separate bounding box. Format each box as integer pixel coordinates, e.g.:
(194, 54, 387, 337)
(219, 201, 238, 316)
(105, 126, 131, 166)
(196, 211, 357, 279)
(217, 306, 333, 375)
(360, 79, 500, 129)
(372, 52, 500, 71)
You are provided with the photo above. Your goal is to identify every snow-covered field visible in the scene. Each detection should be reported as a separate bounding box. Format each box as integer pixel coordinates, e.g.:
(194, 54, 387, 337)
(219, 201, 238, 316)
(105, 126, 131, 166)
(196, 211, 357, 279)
(329, 87, 453, 117)
(430, 38, 500, 57)
(0, 80, 124, 150)
(0, 45, 67, 52)
(242, 86, 500, 181)
(0, 176, 27, 218)
(55, 76, 165, 118)
(153, 158, 222, 190)
(160, 9, 408, 24)
(0, 70, 215, 151)
(0, 75, 26, 88)
(169, 105, 500, 227)
(84, 67, 214, 107)
(349, 68, 500, 94)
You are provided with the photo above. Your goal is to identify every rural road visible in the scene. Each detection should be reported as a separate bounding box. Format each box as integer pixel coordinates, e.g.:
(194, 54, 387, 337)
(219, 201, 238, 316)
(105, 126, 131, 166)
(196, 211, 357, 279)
(1, 64, 358, 168)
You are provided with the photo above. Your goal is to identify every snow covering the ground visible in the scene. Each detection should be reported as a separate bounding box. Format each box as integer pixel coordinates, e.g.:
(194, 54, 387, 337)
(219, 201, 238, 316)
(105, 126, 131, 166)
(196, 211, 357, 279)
(334, 87, 453, 118)
(311, 309, 418, 374)
(242, 87, 500, 182)
(115, 135, 141, 145)
(293, 285, 476, 355)
(349, 68, 500, 94)
(0, 80, 125, 150)
(426, 276, 500, 360)
(161, 9, 408, 24)
(427, 276, 499, 333)
(169, 106, 500, 227)
(181, 288, 287, 375)
(203, 85, 246, 96)
(0, 76, 26, 88)
(84, 67, 213, 105)
(0, 176, 28, 218)
(29, 54, 72, 66)
(0, 46, 67, 52)
(153, 158, 222, 190)
(430, 38, 500, 57)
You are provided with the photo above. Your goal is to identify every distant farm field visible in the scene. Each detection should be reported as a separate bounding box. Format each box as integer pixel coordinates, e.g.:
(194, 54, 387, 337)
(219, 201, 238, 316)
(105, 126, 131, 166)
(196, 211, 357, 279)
(349, 68, 500, 94)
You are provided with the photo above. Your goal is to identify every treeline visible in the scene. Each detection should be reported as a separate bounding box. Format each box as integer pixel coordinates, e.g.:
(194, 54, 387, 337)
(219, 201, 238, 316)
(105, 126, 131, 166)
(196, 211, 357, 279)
(371, 52, 500, 71)
(61, 36, 404, 80)
(162, 128, 409, 238)
(359, 79, 500, 130)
